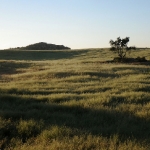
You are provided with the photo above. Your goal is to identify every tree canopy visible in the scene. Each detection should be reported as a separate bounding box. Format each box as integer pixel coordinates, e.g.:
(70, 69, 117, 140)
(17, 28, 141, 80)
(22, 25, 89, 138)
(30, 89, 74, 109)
(109, 37, 136, 59)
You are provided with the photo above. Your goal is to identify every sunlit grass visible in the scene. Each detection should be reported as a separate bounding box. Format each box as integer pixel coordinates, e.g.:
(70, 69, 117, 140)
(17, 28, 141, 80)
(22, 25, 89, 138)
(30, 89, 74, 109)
(0, 48, 150, 149)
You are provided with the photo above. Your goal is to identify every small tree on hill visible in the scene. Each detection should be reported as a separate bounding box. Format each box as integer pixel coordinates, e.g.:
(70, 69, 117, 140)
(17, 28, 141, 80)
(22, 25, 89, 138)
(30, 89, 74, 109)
(109, 37, 136, 59)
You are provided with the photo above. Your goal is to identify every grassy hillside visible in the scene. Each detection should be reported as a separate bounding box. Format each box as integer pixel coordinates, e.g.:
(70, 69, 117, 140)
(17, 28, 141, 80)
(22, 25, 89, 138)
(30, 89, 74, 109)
(0, 48, 150, 150)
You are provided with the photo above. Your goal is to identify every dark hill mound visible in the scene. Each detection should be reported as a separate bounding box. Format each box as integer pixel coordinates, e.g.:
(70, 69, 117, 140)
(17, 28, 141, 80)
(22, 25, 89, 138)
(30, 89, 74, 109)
(8, 42, 71, 50)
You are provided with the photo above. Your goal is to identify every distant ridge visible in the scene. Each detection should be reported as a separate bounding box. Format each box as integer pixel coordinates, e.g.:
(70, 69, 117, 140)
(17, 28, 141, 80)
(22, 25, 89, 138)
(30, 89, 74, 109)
(7, 42, 71, 50)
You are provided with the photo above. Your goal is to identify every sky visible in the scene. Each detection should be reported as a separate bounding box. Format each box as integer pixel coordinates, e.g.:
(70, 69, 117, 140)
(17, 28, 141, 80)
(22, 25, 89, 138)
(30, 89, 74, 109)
(0, 0, 150, 49)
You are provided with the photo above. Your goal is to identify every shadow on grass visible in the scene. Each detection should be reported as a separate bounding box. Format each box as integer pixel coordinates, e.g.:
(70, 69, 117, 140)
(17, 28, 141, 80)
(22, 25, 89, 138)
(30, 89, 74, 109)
(0, 61, 31, 75)
(0, 86, 112, 97)
(0, 50, 90, 61)
(135, 86, 150, 92)
(113, 66, 150, 73)
(51, 71, 119, 79)
(0, 94, 150, 149)
(103, 95, 150, 106)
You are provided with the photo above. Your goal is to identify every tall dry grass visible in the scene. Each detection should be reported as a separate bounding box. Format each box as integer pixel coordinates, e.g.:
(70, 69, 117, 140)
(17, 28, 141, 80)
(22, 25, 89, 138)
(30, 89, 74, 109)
(0, 48, 150, 149)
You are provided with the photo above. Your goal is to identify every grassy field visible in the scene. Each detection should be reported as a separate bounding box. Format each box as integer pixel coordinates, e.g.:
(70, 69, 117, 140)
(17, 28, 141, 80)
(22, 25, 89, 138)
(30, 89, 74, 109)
(0, 48, 150, 150)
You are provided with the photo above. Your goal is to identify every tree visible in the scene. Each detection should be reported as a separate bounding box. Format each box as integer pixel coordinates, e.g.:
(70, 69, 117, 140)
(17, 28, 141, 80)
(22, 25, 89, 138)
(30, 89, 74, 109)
(109, 37, 136, 59)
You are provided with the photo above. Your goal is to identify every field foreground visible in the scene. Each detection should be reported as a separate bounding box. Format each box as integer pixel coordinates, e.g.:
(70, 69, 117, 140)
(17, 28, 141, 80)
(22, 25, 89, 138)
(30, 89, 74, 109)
(0, 49, 150, 150)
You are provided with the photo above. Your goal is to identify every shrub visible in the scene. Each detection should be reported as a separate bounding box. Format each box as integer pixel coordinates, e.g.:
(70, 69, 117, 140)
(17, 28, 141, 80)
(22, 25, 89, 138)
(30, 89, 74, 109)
(113, 57, 122, 62)
(135, 57, 147, 62)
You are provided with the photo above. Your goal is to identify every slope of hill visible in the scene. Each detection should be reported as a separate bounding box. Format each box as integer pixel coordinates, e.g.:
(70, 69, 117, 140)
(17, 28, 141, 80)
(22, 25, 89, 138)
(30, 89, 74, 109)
(7, 42, 71, 50)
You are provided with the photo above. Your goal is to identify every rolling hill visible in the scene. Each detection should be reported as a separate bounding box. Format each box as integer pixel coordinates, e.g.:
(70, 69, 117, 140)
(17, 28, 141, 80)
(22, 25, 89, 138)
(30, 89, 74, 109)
(7, 42, 71, 50)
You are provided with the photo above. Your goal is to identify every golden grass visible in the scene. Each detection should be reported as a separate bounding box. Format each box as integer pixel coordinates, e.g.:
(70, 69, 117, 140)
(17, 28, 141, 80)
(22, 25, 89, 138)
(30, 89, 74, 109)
(0, 48, 150, 149)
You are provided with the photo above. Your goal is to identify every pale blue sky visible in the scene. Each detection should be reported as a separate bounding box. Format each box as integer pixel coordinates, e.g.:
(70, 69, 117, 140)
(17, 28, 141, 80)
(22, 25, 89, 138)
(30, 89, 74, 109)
(0, 0, 150, 49)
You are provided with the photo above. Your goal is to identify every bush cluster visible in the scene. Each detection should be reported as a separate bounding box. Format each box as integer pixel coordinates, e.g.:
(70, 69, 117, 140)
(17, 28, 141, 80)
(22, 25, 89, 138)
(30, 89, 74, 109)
(135, 57, 147, 62)
(113, 57, 147, 63)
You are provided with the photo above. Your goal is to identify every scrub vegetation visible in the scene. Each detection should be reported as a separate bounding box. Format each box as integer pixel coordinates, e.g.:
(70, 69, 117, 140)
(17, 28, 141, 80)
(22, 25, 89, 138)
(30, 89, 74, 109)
(0, 48, 150, 150)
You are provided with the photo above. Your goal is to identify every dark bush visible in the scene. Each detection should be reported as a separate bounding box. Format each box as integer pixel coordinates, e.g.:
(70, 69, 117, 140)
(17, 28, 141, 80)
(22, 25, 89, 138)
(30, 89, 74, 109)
(113, 57, 135, 62)
(135, 57, 147, 62)
(113, 57, 122, 62)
